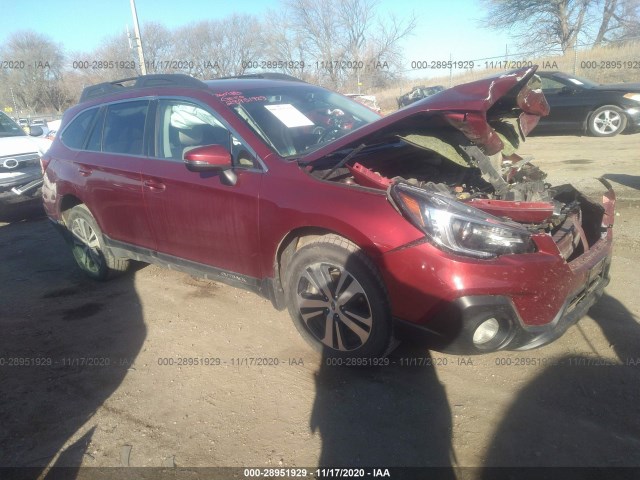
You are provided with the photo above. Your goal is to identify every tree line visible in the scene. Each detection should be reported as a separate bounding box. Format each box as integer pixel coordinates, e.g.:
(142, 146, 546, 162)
(1, 0, 638, 115)
(0, 0, 415, 115)
(482, 0, 639, 53)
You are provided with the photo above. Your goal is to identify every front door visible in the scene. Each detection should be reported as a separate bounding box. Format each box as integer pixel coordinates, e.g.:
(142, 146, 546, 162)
(140, 99, 263, 278)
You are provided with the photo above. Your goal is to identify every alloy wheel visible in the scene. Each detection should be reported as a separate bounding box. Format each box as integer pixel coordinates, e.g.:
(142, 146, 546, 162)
(70, 217, 102, 274)
(593, 109, 623, 135)
(295, 262, 373, 352)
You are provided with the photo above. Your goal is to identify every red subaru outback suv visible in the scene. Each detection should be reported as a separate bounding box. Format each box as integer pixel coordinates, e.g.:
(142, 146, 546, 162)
(42, 68, 615, 357)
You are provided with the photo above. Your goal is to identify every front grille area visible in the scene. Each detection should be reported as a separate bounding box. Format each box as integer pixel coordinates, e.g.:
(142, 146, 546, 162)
(0, 152, 40, 171)
(565, 257, 608, 315)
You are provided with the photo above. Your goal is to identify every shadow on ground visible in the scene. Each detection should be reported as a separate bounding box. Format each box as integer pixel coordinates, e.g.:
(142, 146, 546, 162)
(304, 246, 456, 471)
(311, 344, 455, 471)
(0, 194, 45, 224)
(482, 292, 640, 469)
(0, 218, 146, 476)
(602, 174, 640, 191)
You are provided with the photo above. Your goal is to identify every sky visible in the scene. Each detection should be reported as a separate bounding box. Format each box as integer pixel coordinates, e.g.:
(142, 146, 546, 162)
(3, 0, 513, 79)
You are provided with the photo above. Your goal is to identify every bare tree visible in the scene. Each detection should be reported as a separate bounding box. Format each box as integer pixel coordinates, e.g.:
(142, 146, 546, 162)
(263, 10, 312, 80)
(592, 0, 640, 45)
(71, 32, 138, 86)
(141, 21, 174, 73)
(269, 0, 415, 90)
(213, 14, 266, 77)
(171, 21, 216, 78)
(170, 14, 264, 78)
(0, 31, 67, 114)
(481, 0, 593, 53)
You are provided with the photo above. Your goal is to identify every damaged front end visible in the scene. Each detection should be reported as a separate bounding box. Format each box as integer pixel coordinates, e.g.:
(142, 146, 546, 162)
(305, 66, 613, 263)
(302, 67, 615, 352)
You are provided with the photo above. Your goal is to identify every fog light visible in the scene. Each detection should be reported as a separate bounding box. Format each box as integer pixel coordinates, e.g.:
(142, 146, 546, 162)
(473, 318, 500, 345)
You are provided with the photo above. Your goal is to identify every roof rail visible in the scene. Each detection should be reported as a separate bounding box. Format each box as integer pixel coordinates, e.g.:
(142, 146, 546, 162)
(215, 73, 306, 83)
(79, 74, 208, 103)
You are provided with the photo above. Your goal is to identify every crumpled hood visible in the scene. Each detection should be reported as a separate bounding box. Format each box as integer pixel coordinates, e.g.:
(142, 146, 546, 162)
(0, 135, 50, 157)
(302, 66, 549, 164)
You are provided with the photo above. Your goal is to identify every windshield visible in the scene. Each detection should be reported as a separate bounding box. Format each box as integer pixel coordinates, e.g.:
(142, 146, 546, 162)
(221, 85, 380, 158)
(0, 112, 27, 137)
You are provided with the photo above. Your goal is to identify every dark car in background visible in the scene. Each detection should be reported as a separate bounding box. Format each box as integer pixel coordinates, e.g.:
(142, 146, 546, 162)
(397, 85, 445, 108)
(42, 68, 614, 358)
(536, 71, 640, 137)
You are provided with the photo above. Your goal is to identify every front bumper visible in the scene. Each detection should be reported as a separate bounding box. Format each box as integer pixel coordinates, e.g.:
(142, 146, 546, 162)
(381, 183, 615, 354)
(393, 255, 611, 354)
(0, 167, 42, 192)
(624, 106, 640, 131)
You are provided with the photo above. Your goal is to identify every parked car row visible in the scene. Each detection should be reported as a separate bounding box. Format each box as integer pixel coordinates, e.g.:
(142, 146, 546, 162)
(40, 67, 615, 359)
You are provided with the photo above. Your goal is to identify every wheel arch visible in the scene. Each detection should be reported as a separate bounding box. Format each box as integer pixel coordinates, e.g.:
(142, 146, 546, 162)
(59, 194, 84, 223)
(270, 227, 381, 311)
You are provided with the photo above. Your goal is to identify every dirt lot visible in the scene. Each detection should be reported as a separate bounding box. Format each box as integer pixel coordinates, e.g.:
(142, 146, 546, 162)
(1, 133, 639, 477)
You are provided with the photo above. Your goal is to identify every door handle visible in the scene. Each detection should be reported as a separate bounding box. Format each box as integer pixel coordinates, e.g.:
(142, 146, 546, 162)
(78, 166, 92, 176)
(143, 180, 166, 192)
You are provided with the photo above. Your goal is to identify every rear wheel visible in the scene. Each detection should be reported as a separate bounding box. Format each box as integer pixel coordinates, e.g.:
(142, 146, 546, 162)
(588, 105, 627, 137)
(285, 235, 392, 358)
(65, 205, 129, 280)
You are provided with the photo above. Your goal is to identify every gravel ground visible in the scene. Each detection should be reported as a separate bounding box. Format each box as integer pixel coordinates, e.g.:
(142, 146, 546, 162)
(0, 133, 639, 478)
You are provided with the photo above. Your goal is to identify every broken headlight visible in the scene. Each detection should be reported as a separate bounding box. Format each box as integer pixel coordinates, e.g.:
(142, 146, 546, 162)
(390, 183, 536, 259)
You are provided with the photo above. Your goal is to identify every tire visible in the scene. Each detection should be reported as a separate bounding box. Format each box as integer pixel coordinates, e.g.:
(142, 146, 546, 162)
(588, 105, 627, 137)
(284, 235, 392, 358)
(65, 205, 129, 280)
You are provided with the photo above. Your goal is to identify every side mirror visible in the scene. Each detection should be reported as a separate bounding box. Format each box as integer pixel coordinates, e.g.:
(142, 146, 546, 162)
(560, 86, 576, 95)
(184, 144, 232, 172)
(184, 144, 237, 185)
(29, 126, 43, 137)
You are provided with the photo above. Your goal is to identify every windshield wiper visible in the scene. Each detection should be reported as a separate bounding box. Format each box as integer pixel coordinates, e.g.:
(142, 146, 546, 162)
(321, 143, 366, 180)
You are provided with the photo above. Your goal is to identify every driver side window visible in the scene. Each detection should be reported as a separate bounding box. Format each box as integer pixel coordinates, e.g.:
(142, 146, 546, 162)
(156, 100, 258, 168)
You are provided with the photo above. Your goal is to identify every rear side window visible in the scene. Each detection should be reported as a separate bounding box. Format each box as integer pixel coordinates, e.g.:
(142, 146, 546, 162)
(103, 101, 149, 155)
(61, 109, 98, 149)
(86, 108, 106, 152)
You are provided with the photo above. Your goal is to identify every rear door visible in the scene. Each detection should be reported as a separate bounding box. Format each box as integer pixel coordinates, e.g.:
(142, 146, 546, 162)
(67, 100, 156, 250)
(140, 99, 263, 278)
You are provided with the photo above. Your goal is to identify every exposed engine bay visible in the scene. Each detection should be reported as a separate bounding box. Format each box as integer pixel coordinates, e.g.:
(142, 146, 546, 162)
(301, 69, 612, 261)
(306, 130, 607, 261)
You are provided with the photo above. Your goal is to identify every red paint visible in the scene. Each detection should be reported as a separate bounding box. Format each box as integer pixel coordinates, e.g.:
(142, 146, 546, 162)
(467, 199, 555, 223)
(42, 67, 613, 351)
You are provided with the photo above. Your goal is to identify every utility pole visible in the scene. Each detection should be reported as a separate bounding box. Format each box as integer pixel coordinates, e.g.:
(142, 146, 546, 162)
(130, 0, 147, 75)
(10, 87, 18, 115)
(573, 35, 578, 75)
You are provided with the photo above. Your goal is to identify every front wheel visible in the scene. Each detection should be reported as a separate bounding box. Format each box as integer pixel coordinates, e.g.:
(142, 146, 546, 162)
(588, 105, 627, 137)
(65, 205, 129, 280)
(285, 235, 392, 358)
